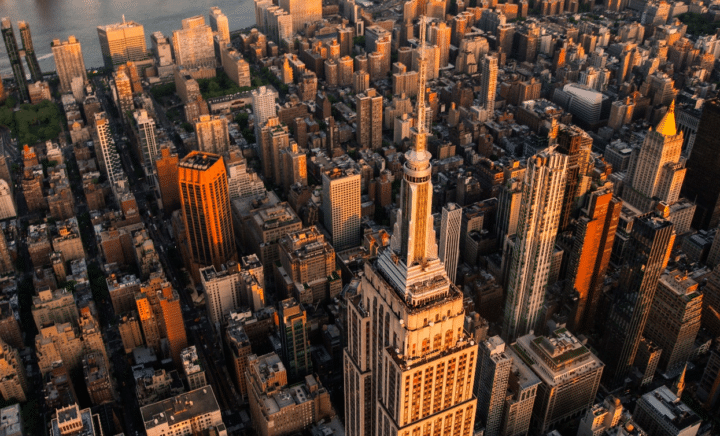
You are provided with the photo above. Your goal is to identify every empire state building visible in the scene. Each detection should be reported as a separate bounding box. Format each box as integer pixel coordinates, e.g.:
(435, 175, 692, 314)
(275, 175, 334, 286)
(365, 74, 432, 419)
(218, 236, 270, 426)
(343, 17, 478, 436)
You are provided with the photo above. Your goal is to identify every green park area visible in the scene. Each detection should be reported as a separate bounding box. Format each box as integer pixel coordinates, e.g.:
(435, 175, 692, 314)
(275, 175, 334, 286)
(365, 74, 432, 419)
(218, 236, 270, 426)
(678, 13, 720, 35)
(0, 99, 63, 147)
(198, 71, 253, 99)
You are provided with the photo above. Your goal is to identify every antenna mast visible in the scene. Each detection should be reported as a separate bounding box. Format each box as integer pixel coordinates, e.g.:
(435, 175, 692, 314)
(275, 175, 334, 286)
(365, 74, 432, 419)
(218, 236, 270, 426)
(415, 16, 428, 153)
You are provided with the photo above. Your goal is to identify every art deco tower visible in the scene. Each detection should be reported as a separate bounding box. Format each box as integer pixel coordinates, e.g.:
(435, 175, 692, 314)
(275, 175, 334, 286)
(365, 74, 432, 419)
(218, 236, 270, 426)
(344, 18, 477, 436)
(623, 101, 685, 213)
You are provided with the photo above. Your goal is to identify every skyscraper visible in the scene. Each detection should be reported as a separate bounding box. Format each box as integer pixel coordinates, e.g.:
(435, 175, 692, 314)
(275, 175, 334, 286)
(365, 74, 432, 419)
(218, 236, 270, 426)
(258, 117, 291, 184)
(172, 16, 216, 72)
(322, 167, 361, 251)
(439, 203, 462, 282)
(502, 149, 568, 341)
(113, 67, 134, 117)
(155, 146, 180, 213)
(133, 110, 158, 175)
(209, 7, 230, 44)
(601, 213, 674, 385)
(94, 112, 124, 186)
(178, 151, 237, 280)
(97, 18, 148, 70)
(623, 101, 686, 213)
(0, 339, 28, 403)
(135, 292, 162, 352)
(564, 186, 621, 331)
(428, 21, 451, 68)
(355, 88, 383, 149)
(475, 336, 512, 436)
(52, 36, 88, 94)
(480, 54, 498, 113)
(200, 262, 244, 326)
(278, 298, 312, 380)
(556, 124, 593, 232)
(643, 269, 702, 376)
(251, 86, 278, 138)
(1, 18, 28, 101)
(17, 21, 42, 82)
(682, 99, 720, 230)
(195, 115, 230, 155)
(276, 226, 342, 304)
(344, 19, 478, 436)
(158, 287, 188, 367)
(514, 329, 604, 433)
(278, 0, 322, 33)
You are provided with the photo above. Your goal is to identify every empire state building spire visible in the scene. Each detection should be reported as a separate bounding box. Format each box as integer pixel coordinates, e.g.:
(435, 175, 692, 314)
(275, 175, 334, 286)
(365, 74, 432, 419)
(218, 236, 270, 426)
(378, 16, 449, 299)
(415, 15, 428, 152)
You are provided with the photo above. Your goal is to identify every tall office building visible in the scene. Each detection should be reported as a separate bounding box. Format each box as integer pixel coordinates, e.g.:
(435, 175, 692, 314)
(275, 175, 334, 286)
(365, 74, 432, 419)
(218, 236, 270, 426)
(251, 86, 277, 127)
(133, 110, 158, 175)
(428, 21, 451, 68)
(17, 21, 42, 82)
(52, 36, 88, 94)
(475, 336, 512, 436)
(514, 329, 604, 433)
(502, 148, 568, 341)
(97, 18, 148, 70)
(113, 67, 134, 116)
(159, 287, 187, 366)
(258, 117, 291, 184)
(322, 167, 361, 250)
(276, 227, 342, 305)
(480, 54, 498, 113)
(155, 146, 180, 212)
(438, 203, 462, 283)
(200, 262, 244, 326)
(135, 292, 162, 352)
(624, 101, 686, 213)
(682, 99, 720, 230)
(0, 339, 28, 403)
(564, 186, 621, 331)
(601, 213, 674, 385)
(634, 386, 701, 436)
(556, 124, 593, 232)
(502, 345, 541, 436)
(1, 18, 28, 101)
(172, 16, 216, 71)
(356, 88, 383, 149)
(195, 115, 230, 154)
(252, 86, 278, 138)
(178, 152, 237, 280)
(181, 346, 207, 390)
(94, 113, 124, 186)
(278, 298, 311, 380)
(279, 0, 322, 32)
(209, 7, 230, 44)
(644, 269, 702, 376)
(344, 21, 478, 436)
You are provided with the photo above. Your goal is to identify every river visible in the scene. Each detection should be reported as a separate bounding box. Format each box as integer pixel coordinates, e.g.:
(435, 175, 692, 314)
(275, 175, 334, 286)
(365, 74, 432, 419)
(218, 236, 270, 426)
(0, 0, 256, 77)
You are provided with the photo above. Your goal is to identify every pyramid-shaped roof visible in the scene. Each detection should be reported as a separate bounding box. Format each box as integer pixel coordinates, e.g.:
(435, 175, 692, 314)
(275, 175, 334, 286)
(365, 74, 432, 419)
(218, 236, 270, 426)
(655, 100, 677, 137)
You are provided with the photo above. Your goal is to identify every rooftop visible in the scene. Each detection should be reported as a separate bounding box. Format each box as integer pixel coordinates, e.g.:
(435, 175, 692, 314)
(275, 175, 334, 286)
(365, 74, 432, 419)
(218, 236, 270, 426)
(141, 386, 221, 430)
(181, 346, 203, 376)
(515, 329, 603, 385)
(179, 151, 221, 171)
(639, 386, 701, 431)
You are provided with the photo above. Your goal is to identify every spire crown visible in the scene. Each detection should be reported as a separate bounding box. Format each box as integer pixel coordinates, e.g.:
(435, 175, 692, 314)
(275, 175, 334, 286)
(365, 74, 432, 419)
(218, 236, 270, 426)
(655, 100, 677, 137)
